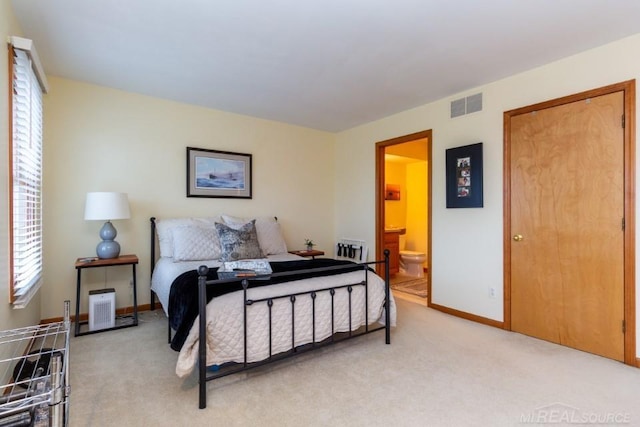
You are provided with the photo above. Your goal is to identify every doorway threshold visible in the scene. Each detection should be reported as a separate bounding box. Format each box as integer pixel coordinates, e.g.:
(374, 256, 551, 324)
(392, 290, 428, 306)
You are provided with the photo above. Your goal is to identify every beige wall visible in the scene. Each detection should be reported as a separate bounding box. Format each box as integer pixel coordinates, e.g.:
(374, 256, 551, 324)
(2, 2, 640, 358)
(335, 33, 640, 355)
(0, 0, 42, 329)
(39, 77, 336, 320)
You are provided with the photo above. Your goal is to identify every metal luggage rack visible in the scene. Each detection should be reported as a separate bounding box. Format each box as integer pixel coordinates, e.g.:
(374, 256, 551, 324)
(0, 301, 71, 427)
(336, 238, 368, 262)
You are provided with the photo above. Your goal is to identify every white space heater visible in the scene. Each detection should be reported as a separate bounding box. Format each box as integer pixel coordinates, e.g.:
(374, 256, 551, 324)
(89, 288, 116, 331)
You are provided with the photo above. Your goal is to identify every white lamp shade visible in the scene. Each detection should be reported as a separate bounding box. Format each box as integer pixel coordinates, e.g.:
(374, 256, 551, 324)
(84, 192, 131, 221)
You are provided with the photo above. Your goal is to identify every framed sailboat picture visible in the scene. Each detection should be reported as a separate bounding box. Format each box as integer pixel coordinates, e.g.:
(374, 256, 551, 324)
(187, 147, 252, 198)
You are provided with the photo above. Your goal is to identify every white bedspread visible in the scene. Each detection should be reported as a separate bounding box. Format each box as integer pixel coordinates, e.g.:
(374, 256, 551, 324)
(175, 268, 396, 377)
(150, 253, 303, 316)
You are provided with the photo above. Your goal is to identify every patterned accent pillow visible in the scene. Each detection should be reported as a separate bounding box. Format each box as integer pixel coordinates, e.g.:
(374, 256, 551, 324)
(215, 220, 265, 261)
(171, 225, 221, 262)
(221, 215, 288, 255)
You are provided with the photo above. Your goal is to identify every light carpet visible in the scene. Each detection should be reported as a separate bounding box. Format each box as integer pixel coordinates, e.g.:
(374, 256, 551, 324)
(69, 299, 640, 426)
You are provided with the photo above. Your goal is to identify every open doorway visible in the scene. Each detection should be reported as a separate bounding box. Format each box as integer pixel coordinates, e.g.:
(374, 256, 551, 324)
(375, 130, 432, 306)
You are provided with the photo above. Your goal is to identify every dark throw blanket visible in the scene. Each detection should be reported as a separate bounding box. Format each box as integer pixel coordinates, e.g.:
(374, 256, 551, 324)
(168, 258, 366, 351)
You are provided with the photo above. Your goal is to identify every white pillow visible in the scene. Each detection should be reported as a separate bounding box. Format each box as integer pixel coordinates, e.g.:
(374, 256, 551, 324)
(256, 221, 288, 255)
(221, 214, 256, 229)
(221, 215, 288, 255)
(155, 216, 221, 258)
(172, 224, 222, 262)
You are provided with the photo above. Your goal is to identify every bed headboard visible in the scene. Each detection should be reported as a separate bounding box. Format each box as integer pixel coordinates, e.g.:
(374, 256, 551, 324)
(149, 215, 284, 310)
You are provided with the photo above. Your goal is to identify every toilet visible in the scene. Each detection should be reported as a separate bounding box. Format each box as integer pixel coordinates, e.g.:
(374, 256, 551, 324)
(399, 250, 427, 278)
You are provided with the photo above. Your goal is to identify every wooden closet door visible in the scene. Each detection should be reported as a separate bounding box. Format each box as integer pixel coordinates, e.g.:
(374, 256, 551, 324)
(509, 91, 625, 361)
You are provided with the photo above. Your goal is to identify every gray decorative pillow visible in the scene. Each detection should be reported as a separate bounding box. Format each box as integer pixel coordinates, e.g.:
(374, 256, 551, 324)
(221, 215, 288, 255)
(215, 220, 265, 261)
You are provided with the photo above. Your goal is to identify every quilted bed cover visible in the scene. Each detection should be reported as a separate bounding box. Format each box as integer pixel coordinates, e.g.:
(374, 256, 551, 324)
(176, 268, 396, 377)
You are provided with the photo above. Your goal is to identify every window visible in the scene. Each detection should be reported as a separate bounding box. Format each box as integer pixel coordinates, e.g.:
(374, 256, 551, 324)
(8, 37, 48, 308)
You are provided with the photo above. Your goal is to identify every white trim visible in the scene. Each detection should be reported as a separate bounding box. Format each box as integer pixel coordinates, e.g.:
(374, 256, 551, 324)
(11, 278, 42, 309)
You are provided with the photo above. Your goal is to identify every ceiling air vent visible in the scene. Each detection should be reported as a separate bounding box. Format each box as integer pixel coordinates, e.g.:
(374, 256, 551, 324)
(450, 92, 483, 118)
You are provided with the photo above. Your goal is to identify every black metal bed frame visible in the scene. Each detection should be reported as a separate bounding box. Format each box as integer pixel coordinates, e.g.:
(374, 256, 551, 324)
(149, 217, 392, 409)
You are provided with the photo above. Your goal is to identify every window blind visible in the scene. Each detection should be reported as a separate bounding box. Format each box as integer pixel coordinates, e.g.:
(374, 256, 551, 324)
(10, 46, 44, 308)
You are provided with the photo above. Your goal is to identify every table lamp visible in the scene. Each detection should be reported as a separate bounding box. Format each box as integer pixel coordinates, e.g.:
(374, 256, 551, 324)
(84, 192, 131, 259)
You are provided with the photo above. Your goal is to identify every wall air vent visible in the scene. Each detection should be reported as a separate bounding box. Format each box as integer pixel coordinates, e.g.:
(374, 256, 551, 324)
(450, 92, 483, 118)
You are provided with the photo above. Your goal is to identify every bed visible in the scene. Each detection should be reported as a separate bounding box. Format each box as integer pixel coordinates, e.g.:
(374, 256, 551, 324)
(149, 215, 396, 408)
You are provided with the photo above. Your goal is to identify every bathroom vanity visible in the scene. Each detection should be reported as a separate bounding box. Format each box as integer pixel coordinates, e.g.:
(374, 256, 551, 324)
(384, 228, 405, 275)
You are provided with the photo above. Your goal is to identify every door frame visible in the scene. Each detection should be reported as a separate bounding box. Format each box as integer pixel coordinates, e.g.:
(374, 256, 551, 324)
(503, 80, 637, 366)
(375, 130, 433, 304)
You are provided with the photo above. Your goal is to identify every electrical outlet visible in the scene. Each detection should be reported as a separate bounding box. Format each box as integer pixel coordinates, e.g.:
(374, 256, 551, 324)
(489, 287, 496, 298)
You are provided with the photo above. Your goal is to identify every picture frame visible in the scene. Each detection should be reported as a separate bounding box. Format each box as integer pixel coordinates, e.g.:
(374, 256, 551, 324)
(186, 147, 252, 198)
(385, 184, 401, 200)
(446, 142, 483, 208)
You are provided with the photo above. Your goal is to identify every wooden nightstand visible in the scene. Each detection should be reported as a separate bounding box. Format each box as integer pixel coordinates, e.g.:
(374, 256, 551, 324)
(74, 254, 139, 336)
(289, 249, 325, 259)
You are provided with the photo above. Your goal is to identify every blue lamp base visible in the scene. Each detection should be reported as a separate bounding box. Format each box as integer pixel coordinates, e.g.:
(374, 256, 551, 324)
(96, 221, 121, 259)
(96, 240, 121, 259)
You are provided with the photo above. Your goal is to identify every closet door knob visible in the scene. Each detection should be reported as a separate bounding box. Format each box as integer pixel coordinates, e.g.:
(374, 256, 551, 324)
(512, 234, 523, 242)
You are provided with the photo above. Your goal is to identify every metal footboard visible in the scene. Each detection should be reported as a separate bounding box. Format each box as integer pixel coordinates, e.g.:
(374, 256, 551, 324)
(196, 251, 391, 409)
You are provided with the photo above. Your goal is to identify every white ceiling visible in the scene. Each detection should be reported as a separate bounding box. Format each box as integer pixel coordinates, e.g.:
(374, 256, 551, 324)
(11, 0, 640, 132)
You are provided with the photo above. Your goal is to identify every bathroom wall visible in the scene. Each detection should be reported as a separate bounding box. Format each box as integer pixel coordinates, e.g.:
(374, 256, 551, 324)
(405, 161, 427, 258)
(384, 161, 406, 228)
(384, 157, 428, 264)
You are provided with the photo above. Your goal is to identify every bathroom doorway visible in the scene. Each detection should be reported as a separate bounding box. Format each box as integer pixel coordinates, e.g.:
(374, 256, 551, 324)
(375, 130, 432, 305)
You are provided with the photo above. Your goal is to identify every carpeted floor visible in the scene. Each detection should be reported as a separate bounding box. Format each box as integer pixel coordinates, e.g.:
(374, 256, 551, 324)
(68, 300, 640, 426)
(391, 277, 428, 298)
